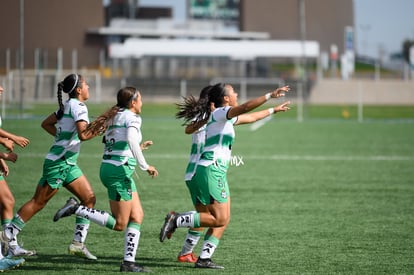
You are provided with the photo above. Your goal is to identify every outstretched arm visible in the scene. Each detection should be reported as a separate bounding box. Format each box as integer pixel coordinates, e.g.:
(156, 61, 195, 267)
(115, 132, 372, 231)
(227, 85, 290, 119)
(236, 101, 291, 125)
(0, 137, 14, 151)
(0, 128, 29, 148)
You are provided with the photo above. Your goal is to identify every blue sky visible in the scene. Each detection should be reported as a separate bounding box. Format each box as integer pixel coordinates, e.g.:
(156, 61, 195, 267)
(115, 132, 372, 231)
(354, 0, 414, 57)
(139, 0, 414, 58)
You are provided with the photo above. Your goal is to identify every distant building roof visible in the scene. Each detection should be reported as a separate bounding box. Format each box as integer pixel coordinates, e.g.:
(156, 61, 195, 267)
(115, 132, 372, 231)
(109, 38, 320, 60)
(87, 18, 270, 40)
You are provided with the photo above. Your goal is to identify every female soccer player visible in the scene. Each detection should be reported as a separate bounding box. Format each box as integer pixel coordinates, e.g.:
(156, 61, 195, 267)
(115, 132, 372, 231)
(160, 83, 290, 269)
(53, 86, 158, 272)
(0, 85, 30, 271)
(0, 74, 100, 261)
(173, 85, 213, 263)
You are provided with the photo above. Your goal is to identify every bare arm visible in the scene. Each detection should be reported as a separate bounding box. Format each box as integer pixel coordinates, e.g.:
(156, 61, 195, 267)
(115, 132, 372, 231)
(0, 137, 14, 151)
(0, 128, 29, 148)
(185, 119, 207, 134)
(228, 85, 290, 119)
(236, 101, 291, 125)
(76, 120, 100, 141)
(0, 159, 9, 177)
(41, 113, 58, 136)
(0, 151, 17, 163)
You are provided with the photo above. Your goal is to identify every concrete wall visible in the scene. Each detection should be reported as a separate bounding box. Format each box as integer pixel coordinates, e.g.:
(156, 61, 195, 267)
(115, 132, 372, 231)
(309, 79, 414, 105)
(0, 0, 104, 70)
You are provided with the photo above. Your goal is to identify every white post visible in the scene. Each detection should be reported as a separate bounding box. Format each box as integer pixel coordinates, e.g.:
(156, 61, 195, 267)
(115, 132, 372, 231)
(180, 79, 187, 99)
(19, 0, 25, 116)
(95, 72, 102, 103)
(1, 78, 5, 118)
(297, 82, 303, 122)
(72, 49, 78, 72)
(57, 47, 63, 80)
(240, 79, 247, 102)
(5, 49, 11, 105)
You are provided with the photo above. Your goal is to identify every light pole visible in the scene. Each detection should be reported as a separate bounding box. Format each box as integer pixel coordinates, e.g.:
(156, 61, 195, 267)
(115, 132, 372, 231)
(19, 0, 24, 116)
(297, 0, 307, 122)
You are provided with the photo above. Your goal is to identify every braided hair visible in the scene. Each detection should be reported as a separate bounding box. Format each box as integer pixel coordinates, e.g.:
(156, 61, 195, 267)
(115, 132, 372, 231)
(84, 86, 139, 136)
(56, 74, 82, 120)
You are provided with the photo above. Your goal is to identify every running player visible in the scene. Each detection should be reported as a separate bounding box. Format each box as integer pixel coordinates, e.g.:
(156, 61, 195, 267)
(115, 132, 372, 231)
(0, 74, 101, 260)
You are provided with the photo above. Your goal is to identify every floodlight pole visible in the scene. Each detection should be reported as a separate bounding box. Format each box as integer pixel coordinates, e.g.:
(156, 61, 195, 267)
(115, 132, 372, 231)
(298, 0, 306, 122)
(19, 0, 25, 116)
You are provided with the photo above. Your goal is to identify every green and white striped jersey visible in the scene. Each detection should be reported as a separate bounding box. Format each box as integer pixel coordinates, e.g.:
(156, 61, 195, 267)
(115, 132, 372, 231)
(198, 106, 237, 171)
(184, 123, 206, 181)
(46, 98, 89, 164)
(102, 109, 142, 167)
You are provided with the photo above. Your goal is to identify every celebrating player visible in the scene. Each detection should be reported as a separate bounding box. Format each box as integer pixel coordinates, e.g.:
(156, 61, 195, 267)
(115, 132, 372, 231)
(160, 83, 290, 269)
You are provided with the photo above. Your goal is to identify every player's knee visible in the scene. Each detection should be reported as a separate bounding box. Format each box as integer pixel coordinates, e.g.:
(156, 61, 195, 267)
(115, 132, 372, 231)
(81, 194, 96, 208)
(214, 215, 230, 227)
(113, 221, 127, 231)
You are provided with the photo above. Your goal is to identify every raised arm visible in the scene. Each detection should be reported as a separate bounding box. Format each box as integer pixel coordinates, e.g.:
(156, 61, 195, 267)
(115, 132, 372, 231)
(227, 85, 290, 119)
(236, 101, 291, 125)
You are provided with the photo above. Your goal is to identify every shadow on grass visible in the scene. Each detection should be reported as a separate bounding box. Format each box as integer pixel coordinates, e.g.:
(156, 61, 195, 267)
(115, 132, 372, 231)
(16, 254, 196, 272)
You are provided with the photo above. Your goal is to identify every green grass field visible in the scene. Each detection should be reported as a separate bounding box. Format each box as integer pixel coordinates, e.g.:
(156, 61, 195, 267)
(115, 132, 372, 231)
(2, 103, 414, 274)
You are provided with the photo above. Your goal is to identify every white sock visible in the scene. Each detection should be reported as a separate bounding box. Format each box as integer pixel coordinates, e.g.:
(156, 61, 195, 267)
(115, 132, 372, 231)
(72, 221, 90, 243)
(4, 223, 21, 243)
(3, 223, 17, 247)
(124, 226, 140, 262)
(176, 212, 196, 228)
(180, 231, 201, 256)
(199, 240, 217, 259)
(75, 206, 111, 227)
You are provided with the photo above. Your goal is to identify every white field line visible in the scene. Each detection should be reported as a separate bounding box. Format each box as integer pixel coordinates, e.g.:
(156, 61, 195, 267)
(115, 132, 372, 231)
(19, 153, 414, 161)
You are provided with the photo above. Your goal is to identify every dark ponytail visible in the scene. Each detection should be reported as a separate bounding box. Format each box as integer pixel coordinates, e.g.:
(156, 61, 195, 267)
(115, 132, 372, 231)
(176, 85, 213, 126)
(208, 83, 227, 108)
(84, 86, 137, 136)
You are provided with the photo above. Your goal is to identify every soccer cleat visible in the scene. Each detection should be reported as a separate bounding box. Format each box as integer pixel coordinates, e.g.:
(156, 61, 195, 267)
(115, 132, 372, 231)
(120, 261, 150, 272)
(8, 245, 37, 257)
(159, 211, 177, 242)
(53, 197, 79, 222)
(68, 242, 97, 260)
(177, 252, 197, 263)
(0, 257, 25, 272)
(194, 258, 224, 269)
